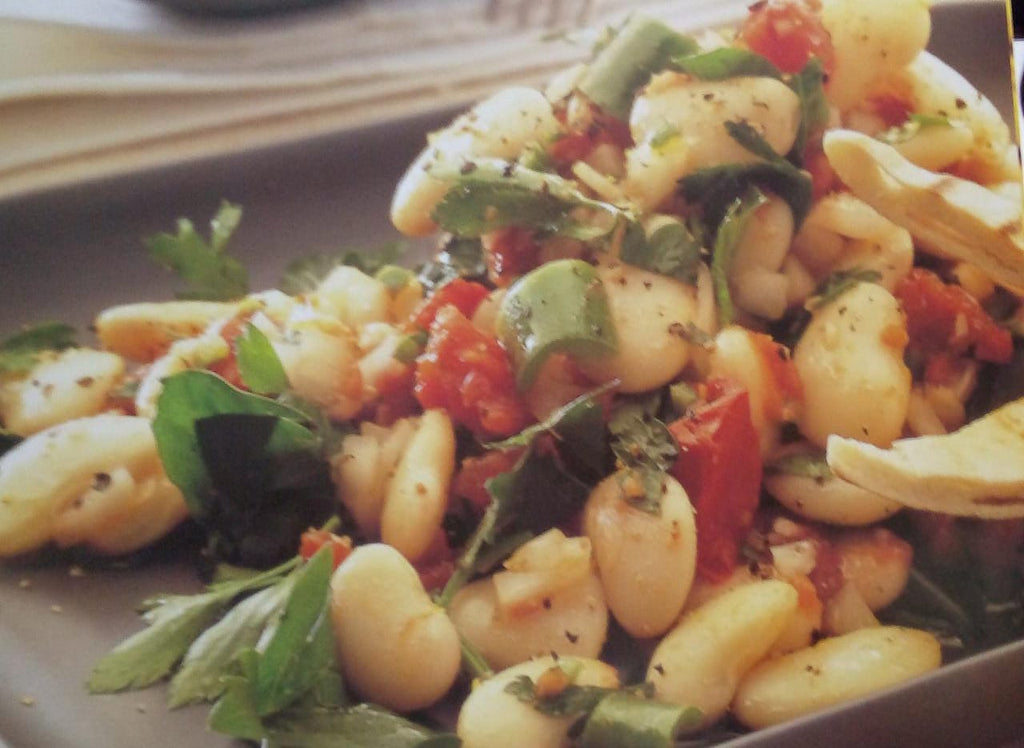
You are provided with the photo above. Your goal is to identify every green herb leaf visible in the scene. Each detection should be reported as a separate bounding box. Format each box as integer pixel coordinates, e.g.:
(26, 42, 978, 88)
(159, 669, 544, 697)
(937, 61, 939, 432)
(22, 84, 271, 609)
(673, 47, 782, 81)
(254, 545, 337, 715)
(504, 673, 611, 717)
(417, 237, 487, 291)
(608, 395, 678, 512)
(787, 58, 829, 164)
(619, 218, 703, 283)
(262, 704, 458, 748)
(152, 370, 319, 517)
(146, 202, 249, 301)
(681, 121, 813, 229)
(88, 558, 297, 694)
(279, 242, 406, 295)
(766, 451, 833, 481)
(579, 15, 699, 119)
(807, 268, 882, 310)
(236, 323, 290, 396)
(0, 322, 77, 375)
(430, 159, 622, 241)
(168, 577, 294, 707)
(710, 186, 769, 326)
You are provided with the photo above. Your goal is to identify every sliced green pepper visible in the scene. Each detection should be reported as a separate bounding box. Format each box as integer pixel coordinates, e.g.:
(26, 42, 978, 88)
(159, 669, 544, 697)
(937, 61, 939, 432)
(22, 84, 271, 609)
(496, 259, 616, 390)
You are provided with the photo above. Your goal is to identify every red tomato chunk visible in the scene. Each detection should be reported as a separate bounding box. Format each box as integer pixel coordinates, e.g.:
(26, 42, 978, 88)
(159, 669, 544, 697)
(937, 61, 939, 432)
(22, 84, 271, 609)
(414, 305, 532, 438)
(896, 268, 1013, 364)
(669, 379, 763, 582)
(738, 0, 835, 75)
(299, 528, 353, 570)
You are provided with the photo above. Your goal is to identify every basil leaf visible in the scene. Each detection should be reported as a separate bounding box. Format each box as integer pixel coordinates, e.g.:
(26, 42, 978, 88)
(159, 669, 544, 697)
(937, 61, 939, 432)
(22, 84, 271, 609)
(236, 323, 289, 396)
(152, 370, 334, 568)
(146, 201, 249, 301)
(578, 14, 699, 119)
(674, 47, 782, 81)
(429, 159, 622, 241)
(0, 322, 77, 375)
(681, 121, 813, 228)
(711, 186, 769, 326)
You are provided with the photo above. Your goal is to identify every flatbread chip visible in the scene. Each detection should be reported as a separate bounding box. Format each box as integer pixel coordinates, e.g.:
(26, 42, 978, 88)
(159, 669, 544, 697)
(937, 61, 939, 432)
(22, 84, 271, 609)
(823, 129, 1024, 294)
(826, 398, 1024, 519)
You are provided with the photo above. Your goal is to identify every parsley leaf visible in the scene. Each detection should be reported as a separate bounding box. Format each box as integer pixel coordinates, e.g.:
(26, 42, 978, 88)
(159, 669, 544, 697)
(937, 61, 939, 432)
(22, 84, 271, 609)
(787, 58, 829, 164)
(146, 202, 249, 301)
(88, 556, 298, 694)
(0, 322, 77, 375)
(608, 394, 679, 512)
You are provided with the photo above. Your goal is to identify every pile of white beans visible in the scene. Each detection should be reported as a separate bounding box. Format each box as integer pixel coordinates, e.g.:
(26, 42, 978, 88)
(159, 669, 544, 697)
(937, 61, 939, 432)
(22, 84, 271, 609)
(1, 0, 1022, 743)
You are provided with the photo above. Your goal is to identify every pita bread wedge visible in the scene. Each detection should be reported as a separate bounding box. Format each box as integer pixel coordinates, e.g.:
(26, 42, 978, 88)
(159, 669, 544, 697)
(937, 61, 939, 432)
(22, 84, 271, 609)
(822, 129, 1024, 295)
(826, 398, 1024, 519)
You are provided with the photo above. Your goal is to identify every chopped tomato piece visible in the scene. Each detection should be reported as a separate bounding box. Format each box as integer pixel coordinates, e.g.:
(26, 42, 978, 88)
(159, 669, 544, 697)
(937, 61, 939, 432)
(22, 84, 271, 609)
(669, 378, 763, 582)
(548, 104, 632, 173)
(299, 528, 353, 570)
(482, 227, 542, 287)
(415, 305, 532, 438)
(409, 278, 490, 332)
(452, 448, 524, 511)
(738, 0, 835, 75)
(751, 332, 804, 421)
(895, 268, 1013, 369)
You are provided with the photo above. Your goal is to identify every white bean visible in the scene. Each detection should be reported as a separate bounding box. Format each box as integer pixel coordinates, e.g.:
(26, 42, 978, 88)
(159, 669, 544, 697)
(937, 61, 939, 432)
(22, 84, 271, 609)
(457, 655, 619, 748)
(271, 316, 363, 421)
(583, 470, 697, 638)
(834, 527, 912, 612)
(575, 262, 697, 393)
(794, 282, 911, 448)
(312, 265, 390, 328)
(627, 73, 801, 197)
(380, 408, 456, 563)
(391, 87, 560, 236)
(733, 626, 941, 729)
(94, 300, 237, 362)
(330, 543, 461, 712)
(822, 0, 930, 110)
(0, 348, 125, 437)
(730, 196, 795, 321)
(0, 415, 188, 557)
(449, 568, 608, 670)
(647, 579, 799, 731)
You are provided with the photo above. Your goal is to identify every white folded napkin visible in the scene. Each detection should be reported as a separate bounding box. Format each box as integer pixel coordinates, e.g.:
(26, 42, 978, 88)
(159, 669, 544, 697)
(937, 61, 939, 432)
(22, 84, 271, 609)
(0, 0, 747, 201)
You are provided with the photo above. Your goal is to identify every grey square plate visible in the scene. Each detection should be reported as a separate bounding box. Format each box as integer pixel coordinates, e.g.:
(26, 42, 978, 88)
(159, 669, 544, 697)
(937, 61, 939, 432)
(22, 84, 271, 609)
(0, 2, 1020, 746)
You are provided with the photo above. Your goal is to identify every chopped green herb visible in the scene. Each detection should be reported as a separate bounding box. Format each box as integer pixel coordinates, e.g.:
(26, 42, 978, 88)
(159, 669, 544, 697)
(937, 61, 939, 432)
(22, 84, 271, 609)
(673, 47, 782, 81)
(608, 395, 678, 512)
(235, 323, 290, 396)
(619, 218, 703, 283)
(766, 451, 833, 481)
(429, 159, 623, 241)
(807, 268, 883, 310)
(146, 202, 249, 301)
